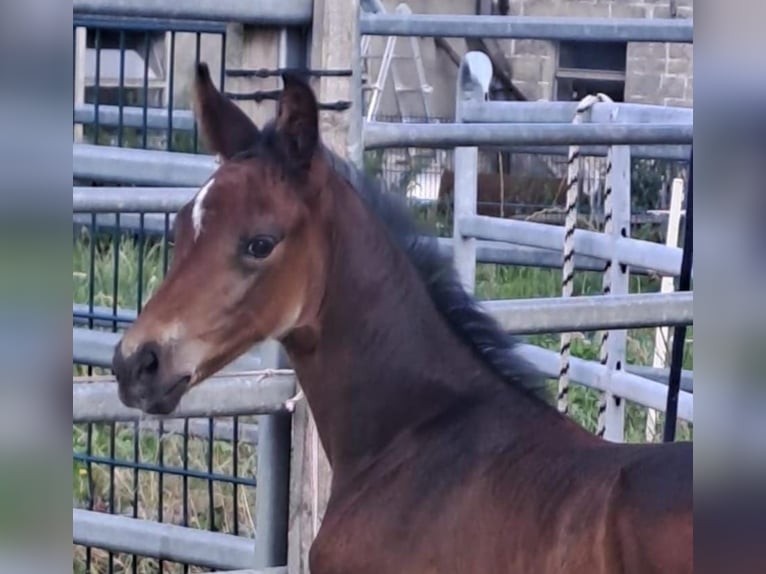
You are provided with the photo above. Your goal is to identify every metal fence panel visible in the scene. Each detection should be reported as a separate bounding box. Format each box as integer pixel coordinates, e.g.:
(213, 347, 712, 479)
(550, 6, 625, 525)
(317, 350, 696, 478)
(483, 291, 693, 334)
(73, 508, 257, 570)
(360, 13, 694, 42)
(364, 122, 694, 149)
(515, 344, 693, 422)
(460, 214, 685, 277)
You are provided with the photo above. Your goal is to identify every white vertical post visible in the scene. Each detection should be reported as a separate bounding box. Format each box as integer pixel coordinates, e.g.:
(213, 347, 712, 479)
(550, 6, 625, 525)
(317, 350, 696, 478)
(453, 51, 492, 294)
(601, 142, 631, 442)
(74, 26, 87, 142)
(645, 177, 685, 441)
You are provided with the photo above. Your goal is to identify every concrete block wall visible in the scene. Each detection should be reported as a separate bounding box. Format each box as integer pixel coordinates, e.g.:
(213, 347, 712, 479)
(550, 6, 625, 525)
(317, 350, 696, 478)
(502, 0, 694, 106)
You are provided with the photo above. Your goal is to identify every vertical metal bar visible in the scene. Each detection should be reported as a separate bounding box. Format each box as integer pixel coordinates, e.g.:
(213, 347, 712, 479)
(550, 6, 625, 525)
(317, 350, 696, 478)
(93, 28, 102, 145)
(85, 212, 97, 573)
(228, 21, 240, 538)
(193, 32, 202, 154)
(118, 30, 126, 147)
(109, 211, 121, 574)
(253, 342, 291, 569)
(663, 150, 693, 442)
(601, 143, 631, 442)
(167, 31, 176, 151)
(142, 31, 150, 150)
(452, 52, 491, 294)
(132, 209, 146, 574)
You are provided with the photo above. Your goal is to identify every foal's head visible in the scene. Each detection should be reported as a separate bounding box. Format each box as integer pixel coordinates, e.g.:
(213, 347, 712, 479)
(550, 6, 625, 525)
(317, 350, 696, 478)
(112, 63, 331, 414)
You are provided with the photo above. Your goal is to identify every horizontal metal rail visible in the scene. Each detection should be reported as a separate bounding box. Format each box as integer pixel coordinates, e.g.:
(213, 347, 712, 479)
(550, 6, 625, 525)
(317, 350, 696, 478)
(73, 371, 297, 422)
(625, 365, 692, 393)
(74, 14, 229, 33)
(495, 143, 692, 161)
(460, 215, 686, 278)
(74, 144, 215, 186)
(71, 188, 664, 276)
(74, 104, 196, 131)
(461, 101, 693, 125)
(360, 14, 694, 43)
(364, 122, 694, 149)
(73, 0, 313, 25)
(74, 186, 198, 212)
(515, 344, 693, 421)
(73, 327, 264, 371)
(483, 291, 693, 334)
(73, 509, 259, 570)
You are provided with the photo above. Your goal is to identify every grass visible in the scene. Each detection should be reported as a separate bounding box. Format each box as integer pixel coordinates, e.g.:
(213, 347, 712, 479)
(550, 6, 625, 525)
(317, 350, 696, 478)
(72, 219, 692, 572)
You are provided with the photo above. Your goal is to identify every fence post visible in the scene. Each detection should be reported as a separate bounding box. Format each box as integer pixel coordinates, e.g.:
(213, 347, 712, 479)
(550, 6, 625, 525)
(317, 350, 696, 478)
(224, 23, 283, 127)
(74, 26, 87, 142)
(253, 343, 292, 568)
(453, 52, 492, 293)
(311, 0, 362, 166)
(600, 136, 631, 442)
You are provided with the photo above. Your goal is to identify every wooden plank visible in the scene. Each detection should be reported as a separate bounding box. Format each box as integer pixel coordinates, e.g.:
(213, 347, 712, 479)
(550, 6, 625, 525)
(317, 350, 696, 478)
(309, 0, 361, 161)
(226, 23, 281, 128)
(286, 396, 330, 574)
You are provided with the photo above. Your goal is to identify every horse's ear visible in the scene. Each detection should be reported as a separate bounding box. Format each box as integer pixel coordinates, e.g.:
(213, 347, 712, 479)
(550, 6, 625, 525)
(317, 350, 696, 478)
(275, 73, 319, 171)
(192, 62, 260, 160)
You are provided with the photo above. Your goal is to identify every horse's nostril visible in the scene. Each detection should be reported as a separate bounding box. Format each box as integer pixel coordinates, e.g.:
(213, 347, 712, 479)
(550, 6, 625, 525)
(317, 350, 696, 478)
(136, 344, 160, 379)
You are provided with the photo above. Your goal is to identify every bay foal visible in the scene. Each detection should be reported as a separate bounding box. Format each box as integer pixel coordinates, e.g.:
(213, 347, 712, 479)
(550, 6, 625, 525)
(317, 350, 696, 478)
(112, 63, 692, 574)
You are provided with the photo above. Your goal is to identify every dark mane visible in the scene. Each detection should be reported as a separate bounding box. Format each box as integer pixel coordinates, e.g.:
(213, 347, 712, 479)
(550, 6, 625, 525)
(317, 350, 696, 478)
(323, 147, 550, 404)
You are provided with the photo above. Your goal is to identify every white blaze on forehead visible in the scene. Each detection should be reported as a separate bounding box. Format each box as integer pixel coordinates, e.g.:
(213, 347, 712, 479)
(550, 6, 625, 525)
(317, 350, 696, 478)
(192, 177, 215, 240)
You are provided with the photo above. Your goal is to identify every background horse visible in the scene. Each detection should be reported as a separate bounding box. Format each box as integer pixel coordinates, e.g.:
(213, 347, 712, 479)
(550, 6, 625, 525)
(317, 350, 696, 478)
(112, 62, 692, 574)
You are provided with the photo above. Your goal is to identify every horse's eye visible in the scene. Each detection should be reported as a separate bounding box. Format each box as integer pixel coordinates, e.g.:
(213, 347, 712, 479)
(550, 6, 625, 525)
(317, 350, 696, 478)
(245, 236, 277, 259)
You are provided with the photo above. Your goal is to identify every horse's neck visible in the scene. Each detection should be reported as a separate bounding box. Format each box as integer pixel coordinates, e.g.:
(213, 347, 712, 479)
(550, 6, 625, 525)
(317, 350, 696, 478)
(283, 181, 503, 479)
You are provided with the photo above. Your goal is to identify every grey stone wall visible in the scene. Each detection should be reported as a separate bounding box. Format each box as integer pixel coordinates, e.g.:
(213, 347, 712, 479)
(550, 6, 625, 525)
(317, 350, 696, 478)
(502, 0, 694, 106)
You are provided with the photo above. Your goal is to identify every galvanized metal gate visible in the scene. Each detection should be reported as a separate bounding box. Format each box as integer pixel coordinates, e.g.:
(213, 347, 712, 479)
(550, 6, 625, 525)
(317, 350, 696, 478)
(73, 3, 694, 573)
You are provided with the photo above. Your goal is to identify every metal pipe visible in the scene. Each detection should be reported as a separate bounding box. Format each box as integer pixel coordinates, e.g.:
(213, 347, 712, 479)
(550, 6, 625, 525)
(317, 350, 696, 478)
(73, 373, 297, 422)
(73, 0, 313, 25)
(483, 291, 693, 334)
(74, 104, 196, 131)
(73, 186, 197, 212)
(459, 215, 686, 278)
(625, 365, 693, 393)
(434, 238, 657, 275)
(73, 508, 258, 570)
(485, 143, 692, 162)
(515, 344, 693, 421)
(74, 144, 216, 186)
(73, 327, 264, 371)
(253, 341, 291, 568)
(363, 122, 694, 149)
(461, 100, 693, 125)
(360, 13, 694, 43)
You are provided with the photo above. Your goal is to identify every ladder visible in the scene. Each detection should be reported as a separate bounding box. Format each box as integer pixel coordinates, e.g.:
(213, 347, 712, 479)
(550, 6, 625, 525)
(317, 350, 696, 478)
(361, 2, 442, 198)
